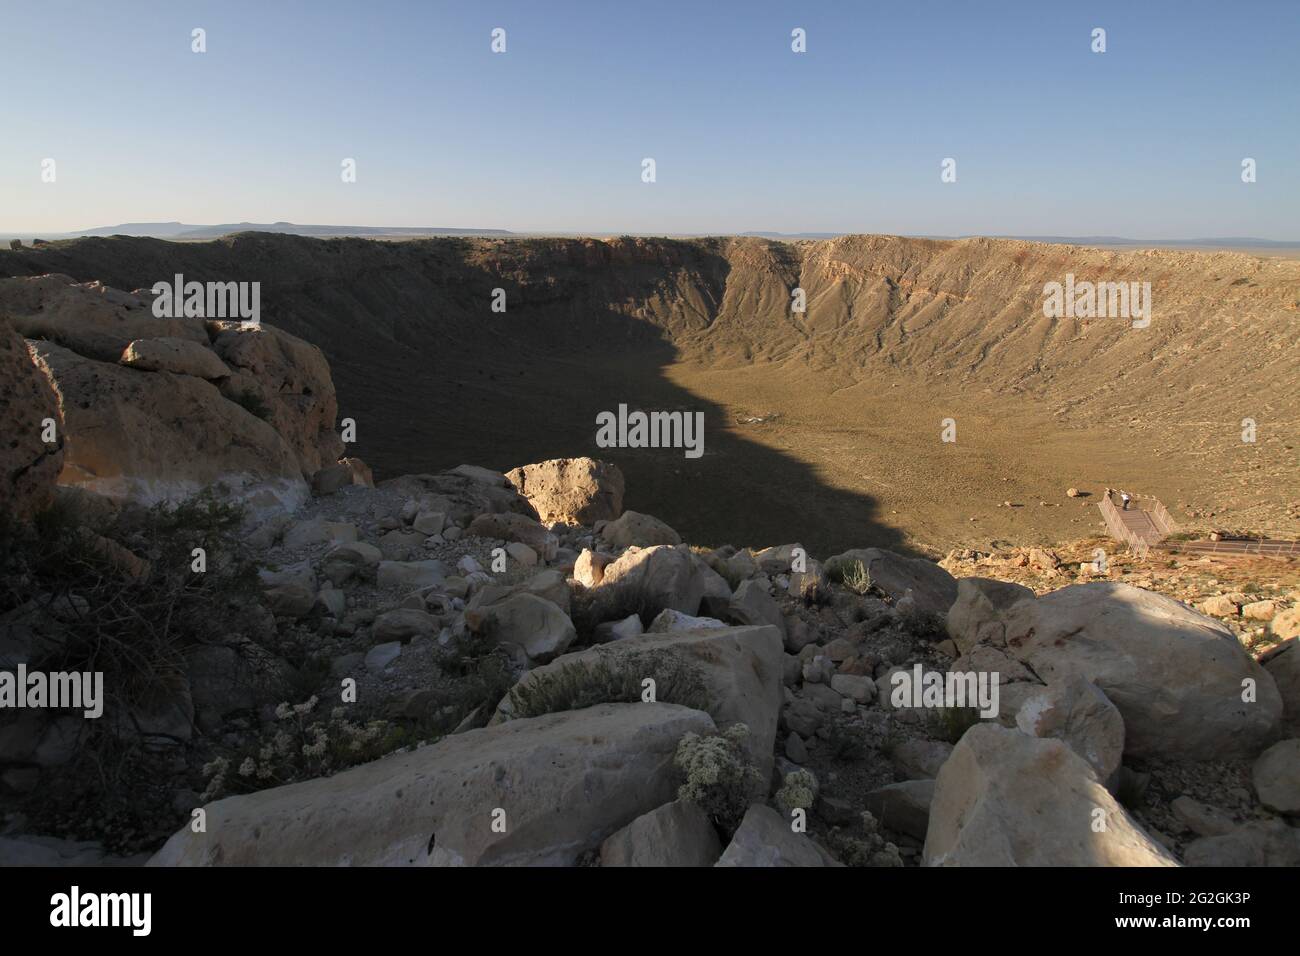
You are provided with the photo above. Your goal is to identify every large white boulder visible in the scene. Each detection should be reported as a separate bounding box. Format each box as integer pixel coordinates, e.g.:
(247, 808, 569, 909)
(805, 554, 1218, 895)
(149, 702, 714, 866)
(1000, 583, 1282, 760)
(923, 724, 1177, 867)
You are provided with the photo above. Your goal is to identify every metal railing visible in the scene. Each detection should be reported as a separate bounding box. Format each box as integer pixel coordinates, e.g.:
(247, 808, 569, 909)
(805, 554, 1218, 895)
(1166, 538, 1300, 556)
(1098, 491, 1180, 559)
(1099, 493, 1153, 558)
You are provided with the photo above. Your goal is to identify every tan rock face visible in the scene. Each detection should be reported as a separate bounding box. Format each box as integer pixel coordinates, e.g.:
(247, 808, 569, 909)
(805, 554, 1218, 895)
(120, 336, 230, 380)
(923, 724, 1177, 867)
(148, 703, 715, 867)
(207, 321, 342, 477)
(600, 510, 681, 548)
(995, 582, 1281, 761)
(0, 275, 350, 511)
(30, 339, 307, 512)
(0, 318, 63, 519)
(505, 457, 625, 525)
(0, 274, 206, 361)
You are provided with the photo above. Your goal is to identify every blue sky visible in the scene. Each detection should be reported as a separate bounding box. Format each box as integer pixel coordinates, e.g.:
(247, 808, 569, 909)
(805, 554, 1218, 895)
(2, 0, 1297, 237)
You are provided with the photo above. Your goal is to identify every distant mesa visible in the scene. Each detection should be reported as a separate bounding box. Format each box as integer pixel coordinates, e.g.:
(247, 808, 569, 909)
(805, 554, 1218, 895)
(68, 222, 514, 240)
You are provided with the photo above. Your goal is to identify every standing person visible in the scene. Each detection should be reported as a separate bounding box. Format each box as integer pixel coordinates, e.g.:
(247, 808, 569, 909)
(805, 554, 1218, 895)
(1121, 491, 1131, 511)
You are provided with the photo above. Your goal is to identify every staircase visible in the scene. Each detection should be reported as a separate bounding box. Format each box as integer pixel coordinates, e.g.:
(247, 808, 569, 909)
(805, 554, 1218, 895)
(1100, 492, 1176, 558)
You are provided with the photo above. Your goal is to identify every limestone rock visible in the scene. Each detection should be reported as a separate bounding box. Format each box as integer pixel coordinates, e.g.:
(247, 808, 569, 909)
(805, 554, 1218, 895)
(600, 510, 681, 549)
(923, 724, 1177, 866)
(1015, 674, 1125, 790)
(598, 545, 723, 617)
(0, 274, 205, 361)
(120, 336, 230, 379)
(1184, 819, 1300, 867)
(1261, 638, 1300, 736)
(467, 592, 576, 663)
(715, 804, 830, 867)
(467, 512, 558, 560)
(1252, 738, 1300, 814)
(372, 608, 437, 644)
(728, 579, 787, 639)
(999, 583, 1282, 760)
(320, 542, 382, 586)
(207, 320, 343, 477)
(28, 339, 309, 512)
(599, 799, 721, 867)
(945, 577, 1036, 654)
(0, 318, 64, 519)
(149, 703, 714, 866)
(505, 457, 625, 525)
(575, 549, 613, 587)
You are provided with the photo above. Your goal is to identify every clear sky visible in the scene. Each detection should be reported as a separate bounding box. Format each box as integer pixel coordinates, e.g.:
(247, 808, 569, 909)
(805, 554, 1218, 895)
(2, 0, 1297, 237)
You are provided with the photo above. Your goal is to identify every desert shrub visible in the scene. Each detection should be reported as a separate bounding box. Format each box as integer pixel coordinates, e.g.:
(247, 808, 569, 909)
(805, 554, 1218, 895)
(774, 769, 819, 816)
(505, 650, 709, 720)
(827, 810, 904, 867)
(674, 723, 764, 833)
(200, 696, 432, 800)
(0, 488, 266, 852)
(824, 719, 870, 762)
(898, 609, 946, 643)
(834, 559, 875, 596)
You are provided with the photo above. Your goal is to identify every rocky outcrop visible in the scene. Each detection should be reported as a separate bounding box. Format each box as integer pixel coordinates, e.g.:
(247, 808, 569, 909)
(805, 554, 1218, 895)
(923, 724, 1177, 866)
(945, 577, 1036, 654)
(1001, 583, 1282, 760)
(597, 545, 730, 617)
(826, 548, 958, 617)
(0, 317, 63, 519)
(149, 702, 714, 866)
(207, 320, 342, 477)
(505, 457, 625, 525)
(0, 275, 349, 511)
(30, 339, 309, 512)
(0, 274, 204, 361)
(120, 336, 230, 379)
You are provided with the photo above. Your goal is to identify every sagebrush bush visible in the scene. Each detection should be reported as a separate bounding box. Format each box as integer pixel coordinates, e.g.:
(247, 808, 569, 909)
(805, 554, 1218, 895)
(505, 650, 709, 719)
(827, 810, 904, 868)
(775, 769, 818, 816)
(674, 723, 764, 834)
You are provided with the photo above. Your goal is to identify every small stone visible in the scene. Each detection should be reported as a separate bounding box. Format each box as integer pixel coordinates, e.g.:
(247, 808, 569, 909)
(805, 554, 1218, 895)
(363, 642, 402, 673)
